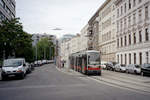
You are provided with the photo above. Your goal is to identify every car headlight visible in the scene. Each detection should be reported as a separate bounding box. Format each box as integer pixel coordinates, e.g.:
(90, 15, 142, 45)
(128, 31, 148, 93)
(17, 68, 23, 72)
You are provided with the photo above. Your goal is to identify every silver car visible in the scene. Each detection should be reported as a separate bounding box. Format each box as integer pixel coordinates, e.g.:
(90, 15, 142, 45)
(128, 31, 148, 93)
(114, 64, 126, 72)
(126, 64, 141, 74)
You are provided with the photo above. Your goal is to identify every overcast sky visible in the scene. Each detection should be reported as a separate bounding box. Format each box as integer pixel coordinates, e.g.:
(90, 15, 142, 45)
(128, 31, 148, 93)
(16, 0, 105, 38)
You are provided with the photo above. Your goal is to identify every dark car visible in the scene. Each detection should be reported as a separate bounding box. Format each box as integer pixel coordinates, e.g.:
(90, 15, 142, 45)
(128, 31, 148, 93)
(141, 64, 150, 76)
(106, 62, 118, 71)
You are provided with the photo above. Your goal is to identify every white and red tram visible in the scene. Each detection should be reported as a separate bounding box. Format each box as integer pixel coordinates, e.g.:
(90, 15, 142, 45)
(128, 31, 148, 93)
(69, 50, 101, 75)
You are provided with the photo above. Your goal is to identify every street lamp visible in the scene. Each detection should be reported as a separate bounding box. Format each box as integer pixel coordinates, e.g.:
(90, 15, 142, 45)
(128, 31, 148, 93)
(3, 42, 6, 60)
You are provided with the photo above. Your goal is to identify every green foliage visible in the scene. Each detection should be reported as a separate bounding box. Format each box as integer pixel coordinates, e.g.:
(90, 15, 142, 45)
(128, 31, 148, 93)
(0, 18, 34, 62)
(34, 37, 55, 60)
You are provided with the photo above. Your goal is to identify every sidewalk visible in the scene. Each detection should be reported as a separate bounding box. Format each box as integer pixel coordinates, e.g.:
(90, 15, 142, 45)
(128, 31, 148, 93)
(56, 66, 84, 76)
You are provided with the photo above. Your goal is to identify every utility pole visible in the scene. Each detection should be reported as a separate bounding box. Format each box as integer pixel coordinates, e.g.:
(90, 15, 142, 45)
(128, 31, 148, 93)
(36, 45, 37, 61)
(3, 42, 6, 60)
(44, 47, 46, 59)
(49, 47, 51, 60)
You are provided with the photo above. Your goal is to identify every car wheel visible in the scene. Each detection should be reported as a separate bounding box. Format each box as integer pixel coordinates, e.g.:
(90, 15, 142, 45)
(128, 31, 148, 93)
(1, 75, 7, 81)
(20, 73, 25, 79)
(141, 72, 145, 76)
(134, 70, 137, 74)
(126, 70, 129, 73)
(99, 72, 101, 76)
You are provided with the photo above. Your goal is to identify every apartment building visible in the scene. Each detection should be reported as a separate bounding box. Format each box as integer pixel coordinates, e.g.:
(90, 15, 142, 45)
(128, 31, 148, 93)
(98, 0, 117, 62)
(32, 33, 57, 46)
(0, 0, 15, 22)
(79, 24, 88, 51)
(115, 0, 150, 65)
(88, 11, 99, 50)
(60, 25, 88, 68)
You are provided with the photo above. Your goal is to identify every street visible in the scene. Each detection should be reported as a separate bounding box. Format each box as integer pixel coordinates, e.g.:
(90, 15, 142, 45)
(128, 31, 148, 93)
(0, 64, 150, 100)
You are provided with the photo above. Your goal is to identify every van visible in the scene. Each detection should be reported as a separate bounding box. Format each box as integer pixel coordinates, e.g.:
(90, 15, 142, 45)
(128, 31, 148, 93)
(1, 58, 27, 80)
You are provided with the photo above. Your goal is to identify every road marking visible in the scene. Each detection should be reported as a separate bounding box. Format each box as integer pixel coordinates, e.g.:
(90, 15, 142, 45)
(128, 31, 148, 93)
(0, 84, 86, 90)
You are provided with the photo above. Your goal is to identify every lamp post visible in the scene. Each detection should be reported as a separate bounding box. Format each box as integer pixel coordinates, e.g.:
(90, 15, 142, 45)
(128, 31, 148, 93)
(3, 42, 6, 60)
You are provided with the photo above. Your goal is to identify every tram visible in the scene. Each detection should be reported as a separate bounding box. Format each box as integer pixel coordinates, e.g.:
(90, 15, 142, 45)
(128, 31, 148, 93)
(69, 50, 101, 75)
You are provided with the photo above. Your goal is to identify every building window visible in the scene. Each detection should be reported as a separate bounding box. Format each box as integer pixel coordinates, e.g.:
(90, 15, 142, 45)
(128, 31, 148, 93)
(120, 20, 123, 31)
(139, 0, 142, 3)
(117, 9, 119, 17)
(117, 38, 119, 47)
(133, 13, 136, 24)
(121, 54, 123, 64)
(129, 0, 131, 9)
(124, 3, 127, 13)
(133, 33, 136, 44)
(121, 37, 123, 47)
(129, 53, 131, 64)
(134, 53, 136, 64)
(146, 52, 149, 64)
(145, 6, 149, 19)
(139, 9, 142, 21)
(133, 0, 136, 7)
(0, 0, 5, 8)
(128, 16, 131, 27)
(139, 52, 142, 65)
(117, 55, 119, 63)
(121, 6, 123, 15)
(124, 36, 127, 46)
(125, 54, 127, 65)
(129, 34, 131, 45)
(124, 18, 126, 29)
(145, 28, 149, 41)
(117, 21, 119, 32)
(139, 31, 142, 42)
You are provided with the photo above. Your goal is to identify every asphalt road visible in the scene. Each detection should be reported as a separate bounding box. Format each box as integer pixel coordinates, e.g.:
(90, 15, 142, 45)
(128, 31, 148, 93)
(0, 64, 150, 100)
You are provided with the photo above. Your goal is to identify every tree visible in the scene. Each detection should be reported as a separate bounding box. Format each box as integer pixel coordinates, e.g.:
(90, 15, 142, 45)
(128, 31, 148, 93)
(35, 37, 55, 60)
(0, 18, 34, 62)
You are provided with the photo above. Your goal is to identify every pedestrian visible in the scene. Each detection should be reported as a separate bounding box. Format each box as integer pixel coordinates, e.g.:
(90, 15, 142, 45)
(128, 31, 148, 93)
(62, 60, 64, 68)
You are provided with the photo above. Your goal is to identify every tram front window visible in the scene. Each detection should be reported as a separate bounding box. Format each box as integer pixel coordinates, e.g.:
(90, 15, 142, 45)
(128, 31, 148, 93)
(88, 52, 100, 65)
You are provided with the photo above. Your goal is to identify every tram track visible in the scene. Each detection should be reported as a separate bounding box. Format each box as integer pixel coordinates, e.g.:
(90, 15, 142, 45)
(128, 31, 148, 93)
(89, 75, 150, 94)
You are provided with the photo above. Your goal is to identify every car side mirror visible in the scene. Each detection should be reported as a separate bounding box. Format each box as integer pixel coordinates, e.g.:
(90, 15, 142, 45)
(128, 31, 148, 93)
(23, 64, 26, 67)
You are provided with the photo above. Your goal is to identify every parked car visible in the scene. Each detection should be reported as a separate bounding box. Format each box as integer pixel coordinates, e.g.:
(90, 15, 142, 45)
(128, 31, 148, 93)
(30, 63, 35, 70)
(114, 64, 126, 72)
(38, 60, 42, 66)
(141, 63, 150, 76)
(34, 61, 38, 67)
(26, 63, 32, 74)
(42, 60, 47, 64)
(106, 62, 118, 71)
(1, 58, 27, 80)
(101, 61, 107, 69)
(126, 64, 141, 74)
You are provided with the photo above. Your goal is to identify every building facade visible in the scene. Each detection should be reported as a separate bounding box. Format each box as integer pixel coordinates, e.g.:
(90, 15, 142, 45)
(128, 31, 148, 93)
(0, 0, 15, 22)
(115, 0, 150, 65)
(32, 33, 57, 46)
(88, 12, 99, 50)
(79, 24, 88, 51)
(98, 0, 117, 62)
(60, 26, 88, 68)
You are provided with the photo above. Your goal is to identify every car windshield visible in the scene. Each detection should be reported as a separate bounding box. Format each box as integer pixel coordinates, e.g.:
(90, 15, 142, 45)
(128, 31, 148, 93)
(143, 64, 150, 68)
(121, 64, 126, 67)
(88, 52, 100, 65)
(3, 59, 23, 67)
(135, 65, 140, 68)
